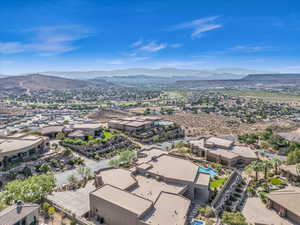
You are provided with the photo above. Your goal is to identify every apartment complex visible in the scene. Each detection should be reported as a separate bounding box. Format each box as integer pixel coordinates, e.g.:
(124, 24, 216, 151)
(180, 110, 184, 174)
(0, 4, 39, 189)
(108, 116, 160, 132)
(89, 149, 210, 225)
(189, 137, 257, 167)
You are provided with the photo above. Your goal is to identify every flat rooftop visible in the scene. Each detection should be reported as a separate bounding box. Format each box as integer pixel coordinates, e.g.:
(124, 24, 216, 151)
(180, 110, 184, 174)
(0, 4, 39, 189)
(0, 137, 43, 156)
(91, 184, 153, 217)
(98, 168, 137, 190)
(232, 146, 257, 159)
(195, 173, 211, 186)
(126, 121, 153, 127)
(131, 175, 186, 201)
(40, 125, 64, 134)
(142, 192, 190, 225)
(137, 148, 166, 165)
(206, 137, 234, 148)
(207, 148, 239, 160)
(145, 154, 198, 183)
(73, 123, 101, 130)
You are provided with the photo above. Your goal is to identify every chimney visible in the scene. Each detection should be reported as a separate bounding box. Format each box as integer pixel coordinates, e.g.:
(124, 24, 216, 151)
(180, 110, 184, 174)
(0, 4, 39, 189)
(16, 200, 23, 214)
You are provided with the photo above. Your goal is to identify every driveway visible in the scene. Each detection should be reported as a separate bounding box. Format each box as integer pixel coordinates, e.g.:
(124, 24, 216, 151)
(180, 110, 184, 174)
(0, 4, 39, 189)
(55, 159, 110, 187)
(243, 197, 295, 225)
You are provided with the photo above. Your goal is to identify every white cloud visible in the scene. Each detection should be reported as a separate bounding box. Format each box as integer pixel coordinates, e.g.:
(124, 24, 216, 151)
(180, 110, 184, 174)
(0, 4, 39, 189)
(139, 41, 167, 52)
(173, 16, 222, 38)
(0, 42, 25, 54)
(131, 39, 143, 47)
(0, 25, 92, 56)
(230, 45, 275, 53)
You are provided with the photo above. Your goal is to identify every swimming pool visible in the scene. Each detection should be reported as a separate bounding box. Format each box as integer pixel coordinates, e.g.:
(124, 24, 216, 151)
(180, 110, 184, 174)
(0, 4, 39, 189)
(191, 220, 205, 225)
(157, 121, 174, 126)
(198, 167, 217, 178)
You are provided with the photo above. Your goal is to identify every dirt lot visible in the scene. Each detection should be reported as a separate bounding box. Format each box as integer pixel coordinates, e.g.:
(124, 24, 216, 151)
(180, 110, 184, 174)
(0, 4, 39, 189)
(88, 108, 134, 121)
(162, 112, 297, 137)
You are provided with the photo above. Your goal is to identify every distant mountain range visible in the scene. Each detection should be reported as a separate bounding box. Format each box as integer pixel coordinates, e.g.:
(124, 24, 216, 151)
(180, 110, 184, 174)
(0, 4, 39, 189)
(0, 72, 299, 92)
(44, 67, 268, 80)
(175, 73, 300, 88)
(0, 74, 105, 92)
(243, 73, 300, 80)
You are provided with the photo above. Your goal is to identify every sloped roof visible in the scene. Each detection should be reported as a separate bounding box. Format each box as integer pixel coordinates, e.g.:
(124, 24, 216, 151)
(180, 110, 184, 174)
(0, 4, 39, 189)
(0, 203, 39, 225)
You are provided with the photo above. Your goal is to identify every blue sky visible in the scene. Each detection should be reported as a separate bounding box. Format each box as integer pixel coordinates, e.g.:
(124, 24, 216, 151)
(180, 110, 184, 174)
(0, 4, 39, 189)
(1, 0, 300, 74)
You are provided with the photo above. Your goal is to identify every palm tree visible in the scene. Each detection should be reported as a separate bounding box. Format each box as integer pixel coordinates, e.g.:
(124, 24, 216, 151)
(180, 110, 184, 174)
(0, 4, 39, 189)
(262, 160, 273, 180)
(77, 166, 92, 184)
(271, 158, 281, 175)
(247, 161, 263, 181)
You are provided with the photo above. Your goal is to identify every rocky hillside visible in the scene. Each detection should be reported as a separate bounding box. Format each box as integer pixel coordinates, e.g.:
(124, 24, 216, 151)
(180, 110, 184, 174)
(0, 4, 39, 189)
(0, 74, 104, 91)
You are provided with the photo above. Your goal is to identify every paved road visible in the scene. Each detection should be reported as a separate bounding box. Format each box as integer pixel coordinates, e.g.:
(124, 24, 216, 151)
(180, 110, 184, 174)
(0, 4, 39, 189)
(55, 159, 110, 187)
(256, 149, 287, 161)
(143, 136, 199, 150)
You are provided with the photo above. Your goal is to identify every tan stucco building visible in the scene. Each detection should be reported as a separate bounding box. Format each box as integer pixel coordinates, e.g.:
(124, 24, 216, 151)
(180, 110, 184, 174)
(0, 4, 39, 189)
(90, 149, 210, 225)
(266, 189, 300, 225)
(108, 116, 160, 132)
(0, 134, 48, 169)
(190, 137, 257, 167)
(0, 202, 39, 225)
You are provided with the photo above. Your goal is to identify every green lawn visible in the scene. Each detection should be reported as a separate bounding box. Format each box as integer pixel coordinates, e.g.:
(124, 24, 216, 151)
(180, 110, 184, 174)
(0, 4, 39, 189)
(268, 177, 283, 185)
(210, 177, 226, 189)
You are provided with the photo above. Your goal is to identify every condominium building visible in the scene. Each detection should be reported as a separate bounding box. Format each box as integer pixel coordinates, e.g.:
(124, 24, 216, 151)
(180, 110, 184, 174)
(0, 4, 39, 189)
(90, 149, 211, 225)
(189, 137, 257, 167)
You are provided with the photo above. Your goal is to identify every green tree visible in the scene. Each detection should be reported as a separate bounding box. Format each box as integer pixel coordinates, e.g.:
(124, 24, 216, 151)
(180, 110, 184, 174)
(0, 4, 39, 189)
(262, 160, 273, 179)
(221, 212, 248, 225)
(271, 158, 281, 175)
(63, 148, 72, 156)
(246, 161, 263, 181)
(119, 150, 136, 164)
(42, 202, 50, 213)
(77, 166, 92, 183)
(287, 149, 300, 165)
(39, 163, 52, 173)
(56, 132, 65, 140)
(1, 173, 55, 204)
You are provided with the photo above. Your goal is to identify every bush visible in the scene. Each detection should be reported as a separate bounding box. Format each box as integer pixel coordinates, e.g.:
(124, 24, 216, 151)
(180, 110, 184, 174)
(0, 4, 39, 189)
(211, 163, 222, 172)
(221, 212, 248, 225)
(198, 207, 215, 218)
(42, 202, 50, 212)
